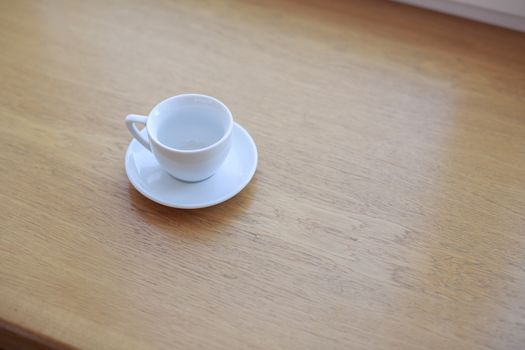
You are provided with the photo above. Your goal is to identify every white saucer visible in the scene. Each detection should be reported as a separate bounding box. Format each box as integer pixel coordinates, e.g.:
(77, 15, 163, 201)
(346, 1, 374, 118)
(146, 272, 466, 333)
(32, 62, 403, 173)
(125, 123, 257, 209)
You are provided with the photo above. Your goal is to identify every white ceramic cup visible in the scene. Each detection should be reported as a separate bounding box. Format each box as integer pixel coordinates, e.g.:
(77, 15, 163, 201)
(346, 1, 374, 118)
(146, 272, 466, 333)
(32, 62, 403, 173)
(125, 94, 233, 182)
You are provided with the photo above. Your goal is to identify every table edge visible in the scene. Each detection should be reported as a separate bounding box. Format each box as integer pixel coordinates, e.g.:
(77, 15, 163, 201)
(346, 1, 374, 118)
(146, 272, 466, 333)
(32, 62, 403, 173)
(0, 317, 77, 350)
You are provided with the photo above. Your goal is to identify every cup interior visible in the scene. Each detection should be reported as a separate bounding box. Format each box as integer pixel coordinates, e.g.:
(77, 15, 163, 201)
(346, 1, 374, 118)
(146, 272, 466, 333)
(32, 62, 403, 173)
(148, 94, 232, 152)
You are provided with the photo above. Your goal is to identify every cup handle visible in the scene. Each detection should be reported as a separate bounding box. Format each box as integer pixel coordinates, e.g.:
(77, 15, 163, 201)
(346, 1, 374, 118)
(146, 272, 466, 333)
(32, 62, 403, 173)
(125, 114, 150, 151)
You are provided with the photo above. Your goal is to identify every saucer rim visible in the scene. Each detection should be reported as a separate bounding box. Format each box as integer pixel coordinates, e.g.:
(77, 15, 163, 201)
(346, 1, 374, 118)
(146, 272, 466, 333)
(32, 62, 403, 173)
(125, 122, 258, 209)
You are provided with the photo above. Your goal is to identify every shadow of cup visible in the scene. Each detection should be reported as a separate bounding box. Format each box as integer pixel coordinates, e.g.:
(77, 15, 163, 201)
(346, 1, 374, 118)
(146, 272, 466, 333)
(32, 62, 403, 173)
(127, 176, 258, 238)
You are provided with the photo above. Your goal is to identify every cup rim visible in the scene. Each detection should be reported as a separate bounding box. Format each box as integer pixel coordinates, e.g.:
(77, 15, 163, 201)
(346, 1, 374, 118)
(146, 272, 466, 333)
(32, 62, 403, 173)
(146, 93, 233, 154)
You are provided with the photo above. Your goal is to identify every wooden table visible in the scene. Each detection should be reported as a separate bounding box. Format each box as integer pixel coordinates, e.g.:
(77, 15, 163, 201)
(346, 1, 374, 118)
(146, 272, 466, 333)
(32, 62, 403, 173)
(2, 0, 525, 349)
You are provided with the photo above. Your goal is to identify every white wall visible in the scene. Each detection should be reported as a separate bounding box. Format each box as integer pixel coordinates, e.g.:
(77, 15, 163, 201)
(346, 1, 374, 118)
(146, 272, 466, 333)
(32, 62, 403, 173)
(454, 0, 525, 16)
(394, 0, 525, 32)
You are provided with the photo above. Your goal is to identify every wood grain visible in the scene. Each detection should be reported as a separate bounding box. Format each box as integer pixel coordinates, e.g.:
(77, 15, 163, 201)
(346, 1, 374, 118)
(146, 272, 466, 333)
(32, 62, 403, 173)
(1, 0, 525, 349)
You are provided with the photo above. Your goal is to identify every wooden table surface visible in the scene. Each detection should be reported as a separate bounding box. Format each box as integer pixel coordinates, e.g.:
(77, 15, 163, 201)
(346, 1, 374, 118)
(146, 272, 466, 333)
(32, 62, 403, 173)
(2, 0, 525, 349)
